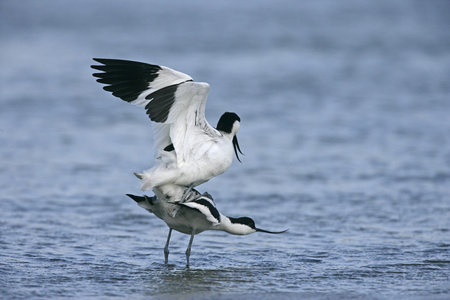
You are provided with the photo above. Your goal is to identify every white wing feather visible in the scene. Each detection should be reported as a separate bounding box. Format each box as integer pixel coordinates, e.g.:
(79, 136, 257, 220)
(126, 65, 195, 152)
(167, 82, 212, 165)
(125, 66, 213, 162)
(92, 59, 218, 170)
(130, 66, 192, 107)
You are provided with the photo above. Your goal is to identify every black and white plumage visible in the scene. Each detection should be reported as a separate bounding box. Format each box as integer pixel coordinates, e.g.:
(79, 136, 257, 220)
(91, 58, 243, 191)
(126, 185, 287, 266)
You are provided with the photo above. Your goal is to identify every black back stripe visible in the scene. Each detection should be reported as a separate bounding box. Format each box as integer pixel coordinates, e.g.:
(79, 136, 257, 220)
(192, 198, 221, 223)
(144, 83, 179, 123)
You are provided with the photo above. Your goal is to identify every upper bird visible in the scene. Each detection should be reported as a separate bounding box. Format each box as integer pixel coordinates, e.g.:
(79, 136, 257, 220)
(91, 58, 243, 191)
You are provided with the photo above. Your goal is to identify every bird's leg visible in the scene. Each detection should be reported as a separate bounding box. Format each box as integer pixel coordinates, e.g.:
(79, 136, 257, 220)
(185, 229, 195, 267)
(164, 228, 172, 264)
(179, 183, 194, 204)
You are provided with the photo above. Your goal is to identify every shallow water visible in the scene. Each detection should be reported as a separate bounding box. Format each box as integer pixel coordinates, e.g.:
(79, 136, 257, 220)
(1, 0, 449, 299)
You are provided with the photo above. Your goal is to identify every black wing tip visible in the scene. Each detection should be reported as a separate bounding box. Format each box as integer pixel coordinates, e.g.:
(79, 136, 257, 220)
(91, 58, 113, 66)
(91, 58, 122, 69)
(92, 58, 122, 64)
(91, 58, 164, 103)
(91, 58, 162, 69)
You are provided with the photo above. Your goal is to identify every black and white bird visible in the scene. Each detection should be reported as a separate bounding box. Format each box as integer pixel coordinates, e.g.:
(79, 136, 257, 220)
(91, 59, 243, 192)
(126, 185, 287, 266)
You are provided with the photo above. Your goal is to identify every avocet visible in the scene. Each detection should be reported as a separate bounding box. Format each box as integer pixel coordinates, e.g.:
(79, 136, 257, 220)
(91, 59, 243, 192)
(127, 185, 286, 266)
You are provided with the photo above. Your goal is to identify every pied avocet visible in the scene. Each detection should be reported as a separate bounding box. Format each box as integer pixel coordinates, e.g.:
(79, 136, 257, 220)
(91, 59, 243, 193)
(127, 185, 286, 267)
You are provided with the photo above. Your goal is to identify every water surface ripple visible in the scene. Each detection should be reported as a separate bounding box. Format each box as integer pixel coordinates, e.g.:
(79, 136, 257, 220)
(1, 1, 449, 299)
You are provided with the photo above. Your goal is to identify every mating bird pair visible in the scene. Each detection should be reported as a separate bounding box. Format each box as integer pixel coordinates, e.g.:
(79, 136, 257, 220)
(91, 58, 286, 266)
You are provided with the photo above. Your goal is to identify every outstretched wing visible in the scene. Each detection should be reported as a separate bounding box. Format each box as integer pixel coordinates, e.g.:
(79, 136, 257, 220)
(91, 58, 211, 155)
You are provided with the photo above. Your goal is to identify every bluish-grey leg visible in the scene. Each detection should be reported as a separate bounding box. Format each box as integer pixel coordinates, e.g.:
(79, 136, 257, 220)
(185, 229, 195, 267)
(164, 229, 172, 264)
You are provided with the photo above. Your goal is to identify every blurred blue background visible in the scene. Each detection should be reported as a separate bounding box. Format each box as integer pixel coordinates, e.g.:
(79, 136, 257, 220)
(1, 1, 449, 299)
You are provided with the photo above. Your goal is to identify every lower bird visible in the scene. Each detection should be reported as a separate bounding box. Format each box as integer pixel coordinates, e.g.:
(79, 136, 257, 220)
(126, 185, 287, 267)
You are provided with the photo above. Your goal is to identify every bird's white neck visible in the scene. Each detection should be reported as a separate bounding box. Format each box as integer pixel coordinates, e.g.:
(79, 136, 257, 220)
(221, 131, 234, 142)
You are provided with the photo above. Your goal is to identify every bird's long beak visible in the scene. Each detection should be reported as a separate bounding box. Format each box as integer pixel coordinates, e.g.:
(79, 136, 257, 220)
(233, 135, 244, 162)
(256, 228, 289, 234)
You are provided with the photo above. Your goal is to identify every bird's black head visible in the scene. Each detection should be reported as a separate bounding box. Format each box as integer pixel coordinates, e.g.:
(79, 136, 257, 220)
(229, 216, 256, 229)
(229, 216, 288, 234)
(216, 112, 240, 133)
(216, 112, 243, 162)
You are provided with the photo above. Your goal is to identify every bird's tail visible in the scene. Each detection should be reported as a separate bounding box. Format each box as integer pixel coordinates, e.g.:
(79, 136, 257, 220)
(126, 194, 155, 211)
(135, 163, 181, 191)
(133, 172, 153, 191)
